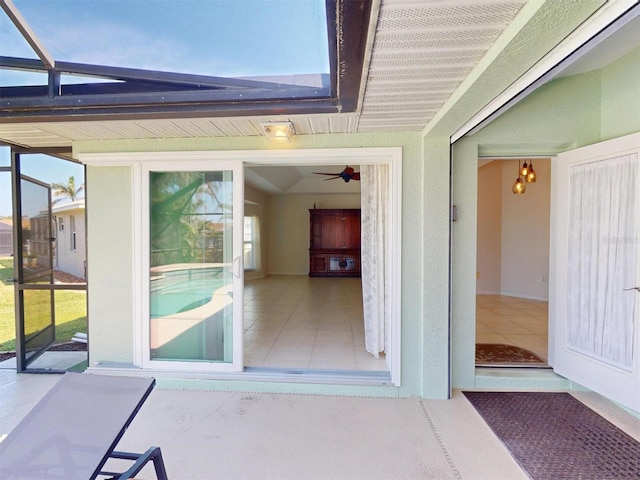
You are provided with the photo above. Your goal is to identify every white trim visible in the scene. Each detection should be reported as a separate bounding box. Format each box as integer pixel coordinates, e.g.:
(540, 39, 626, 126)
(80, 147, 403, 385)
(451, 0, 639, 143)
(138, 158, 244, 373)
(132, 163, 143, 367)
(80, 148, 403, 166)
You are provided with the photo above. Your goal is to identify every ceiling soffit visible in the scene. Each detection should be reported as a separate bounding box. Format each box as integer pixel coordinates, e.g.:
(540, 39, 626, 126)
(357, 1, 527, 132)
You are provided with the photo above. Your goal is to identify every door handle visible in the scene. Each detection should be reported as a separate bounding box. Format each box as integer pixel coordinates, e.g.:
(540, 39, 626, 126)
(623, 287, 640, 292)
(232, 256, 242, 278)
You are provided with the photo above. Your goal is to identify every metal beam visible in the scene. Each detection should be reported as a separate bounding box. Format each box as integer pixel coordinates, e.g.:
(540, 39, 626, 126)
(0, 97, 342, 122)
(0, 0, 55, 69)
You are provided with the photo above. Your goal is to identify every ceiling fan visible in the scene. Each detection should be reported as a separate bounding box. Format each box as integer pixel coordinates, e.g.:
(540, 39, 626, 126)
(313, 166, 360, 182)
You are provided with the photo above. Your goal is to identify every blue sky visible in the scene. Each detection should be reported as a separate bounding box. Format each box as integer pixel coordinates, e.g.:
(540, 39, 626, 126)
(1, 0, 329, 84)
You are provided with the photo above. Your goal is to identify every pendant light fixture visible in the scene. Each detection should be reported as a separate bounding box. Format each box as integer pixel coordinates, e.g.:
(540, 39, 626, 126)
(520, 160, 529, 177)
(512, 161, 526, 194)
(525, 160, 537, 183)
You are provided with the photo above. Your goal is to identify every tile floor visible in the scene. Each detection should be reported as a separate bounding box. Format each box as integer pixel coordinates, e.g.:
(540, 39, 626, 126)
(476, 294, 549, 362)
(243, 275, 388, 372)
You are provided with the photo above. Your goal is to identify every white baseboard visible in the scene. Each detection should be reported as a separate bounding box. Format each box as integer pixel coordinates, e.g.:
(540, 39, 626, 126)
(499, 291, 548, 302)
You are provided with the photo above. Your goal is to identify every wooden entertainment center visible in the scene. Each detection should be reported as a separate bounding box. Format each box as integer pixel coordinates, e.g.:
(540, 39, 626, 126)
(308, 208, 361, 277)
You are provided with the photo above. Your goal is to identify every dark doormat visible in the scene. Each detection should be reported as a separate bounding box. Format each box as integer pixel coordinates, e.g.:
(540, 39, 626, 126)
(463, 391, 640, 480)
(476, 343, 546, 365)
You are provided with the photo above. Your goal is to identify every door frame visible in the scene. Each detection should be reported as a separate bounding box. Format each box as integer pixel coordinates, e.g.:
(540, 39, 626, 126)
(80, 147, 403, 385)
(12, 157, 56, 371)
(140, 158, 245, 372)
(6, 149, 89, 373)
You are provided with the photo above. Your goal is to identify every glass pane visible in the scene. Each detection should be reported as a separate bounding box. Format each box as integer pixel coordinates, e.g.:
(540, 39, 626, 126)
(0, 172, 11, 256)
(149, 170, 234, 362)
(20, 154, 86, 281)
(344, 257, 357, 271)
(243, 216, 255, 270)
(20, 179, 51, 274)
(19, 154, 85, 199)
(329, 257, 342, 271)
(22, 284, 54, 361)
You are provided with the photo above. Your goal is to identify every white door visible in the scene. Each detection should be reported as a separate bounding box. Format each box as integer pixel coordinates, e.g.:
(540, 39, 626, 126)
(551, 132, 640, 412)
(142, 160, 244, 372)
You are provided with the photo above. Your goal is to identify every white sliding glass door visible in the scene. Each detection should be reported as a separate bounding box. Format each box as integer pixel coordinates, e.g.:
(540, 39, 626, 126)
(143, 160, 244, 371)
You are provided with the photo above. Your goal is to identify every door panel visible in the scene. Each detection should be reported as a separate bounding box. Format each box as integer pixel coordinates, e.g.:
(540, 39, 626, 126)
(144, 163, 243, 371)
(21, 280, 54, 363)
(551, 133, 640, 412)
(14, 172, 55, 371)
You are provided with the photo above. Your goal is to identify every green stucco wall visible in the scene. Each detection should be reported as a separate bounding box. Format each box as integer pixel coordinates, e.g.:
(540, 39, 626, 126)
(86, 166, 135, 364)
(601, 46, 640, 141)
(450, 46, 640, 389)
(76, 133, 435, 398)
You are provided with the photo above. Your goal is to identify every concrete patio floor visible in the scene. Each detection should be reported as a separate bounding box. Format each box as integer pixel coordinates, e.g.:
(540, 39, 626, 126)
(1, 370, 638, 479)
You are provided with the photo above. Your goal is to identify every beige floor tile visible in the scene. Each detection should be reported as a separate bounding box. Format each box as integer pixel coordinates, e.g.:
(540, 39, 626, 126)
(244, 276, 388, 373)
(266, 343, 314, 361)
(316, 320, 352, 332)
(244, 328, 281, 344)
(476, 294, 549, 364)
(476, 333, 512, 344)
(315, 330, 354, 345)
(274, 329, 318, 344)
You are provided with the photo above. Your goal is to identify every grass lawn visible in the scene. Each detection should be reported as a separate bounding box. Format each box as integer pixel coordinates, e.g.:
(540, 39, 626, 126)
(0, 257, 87, 352)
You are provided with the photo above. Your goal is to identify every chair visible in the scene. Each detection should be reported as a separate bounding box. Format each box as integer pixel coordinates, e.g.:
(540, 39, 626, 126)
(0, 372, 168, 479)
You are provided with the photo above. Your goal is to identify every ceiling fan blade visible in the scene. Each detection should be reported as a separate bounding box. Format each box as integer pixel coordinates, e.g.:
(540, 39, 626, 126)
(313, 172, 342, 176)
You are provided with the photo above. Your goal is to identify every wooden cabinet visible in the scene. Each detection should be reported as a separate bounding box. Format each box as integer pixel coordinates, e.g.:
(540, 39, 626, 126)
(309, 209, 361, 277)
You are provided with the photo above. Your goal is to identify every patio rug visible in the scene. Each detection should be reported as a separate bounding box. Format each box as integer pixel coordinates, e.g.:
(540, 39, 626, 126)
(476, 343, 545, 365)
(463, 391, 640, 480)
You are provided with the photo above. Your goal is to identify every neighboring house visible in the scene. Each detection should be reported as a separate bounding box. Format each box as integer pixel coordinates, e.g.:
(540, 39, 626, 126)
(0, 220, 12, 256)
(52, 200, 86, 280)
(0, 1, 638, 414)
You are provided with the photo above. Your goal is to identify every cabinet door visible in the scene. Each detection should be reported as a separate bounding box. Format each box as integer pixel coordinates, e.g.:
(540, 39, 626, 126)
(321, 213, 342, 248)
(311, 254, 328, 273)
(343, 255, 359, 272)
(343, 213, 361, 249)
(310, 214, 323, 249)
(329, 256, 343, 272)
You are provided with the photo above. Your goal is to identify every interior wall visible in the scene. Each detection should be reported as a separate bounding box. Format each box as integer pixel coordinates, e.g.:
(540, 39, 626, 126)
(500, 159, 551, 300)
(601, 46, 640, 141)
(266, 193, 361, 275)
(476, 161, 502, 294)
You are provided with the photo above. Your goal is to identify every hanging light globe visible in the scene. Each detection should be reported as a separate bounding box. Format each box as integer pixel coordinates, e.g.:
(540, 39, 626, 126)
(512, 176, 526, 194)
(526, 162, 537, 183)
(520, 161, 529, 177)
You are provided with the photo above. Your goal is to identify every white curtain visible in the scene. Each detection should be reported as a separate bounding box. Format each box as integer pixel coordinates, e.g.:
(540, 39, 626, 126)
(360, 164, 390, 358)
(567, 153, 638, 370)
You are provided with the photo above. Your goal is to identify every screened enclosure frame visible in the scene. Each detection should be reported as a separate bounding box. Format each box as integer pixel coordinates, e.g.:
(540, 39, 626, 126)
(0, 0, 372, 122)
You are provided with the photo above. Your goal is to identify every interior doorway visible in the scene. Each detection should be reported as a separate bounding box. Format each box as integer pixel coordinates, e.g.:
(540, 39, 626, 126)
(242, 163, 387, 373)
(475, 157, 551, 367)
